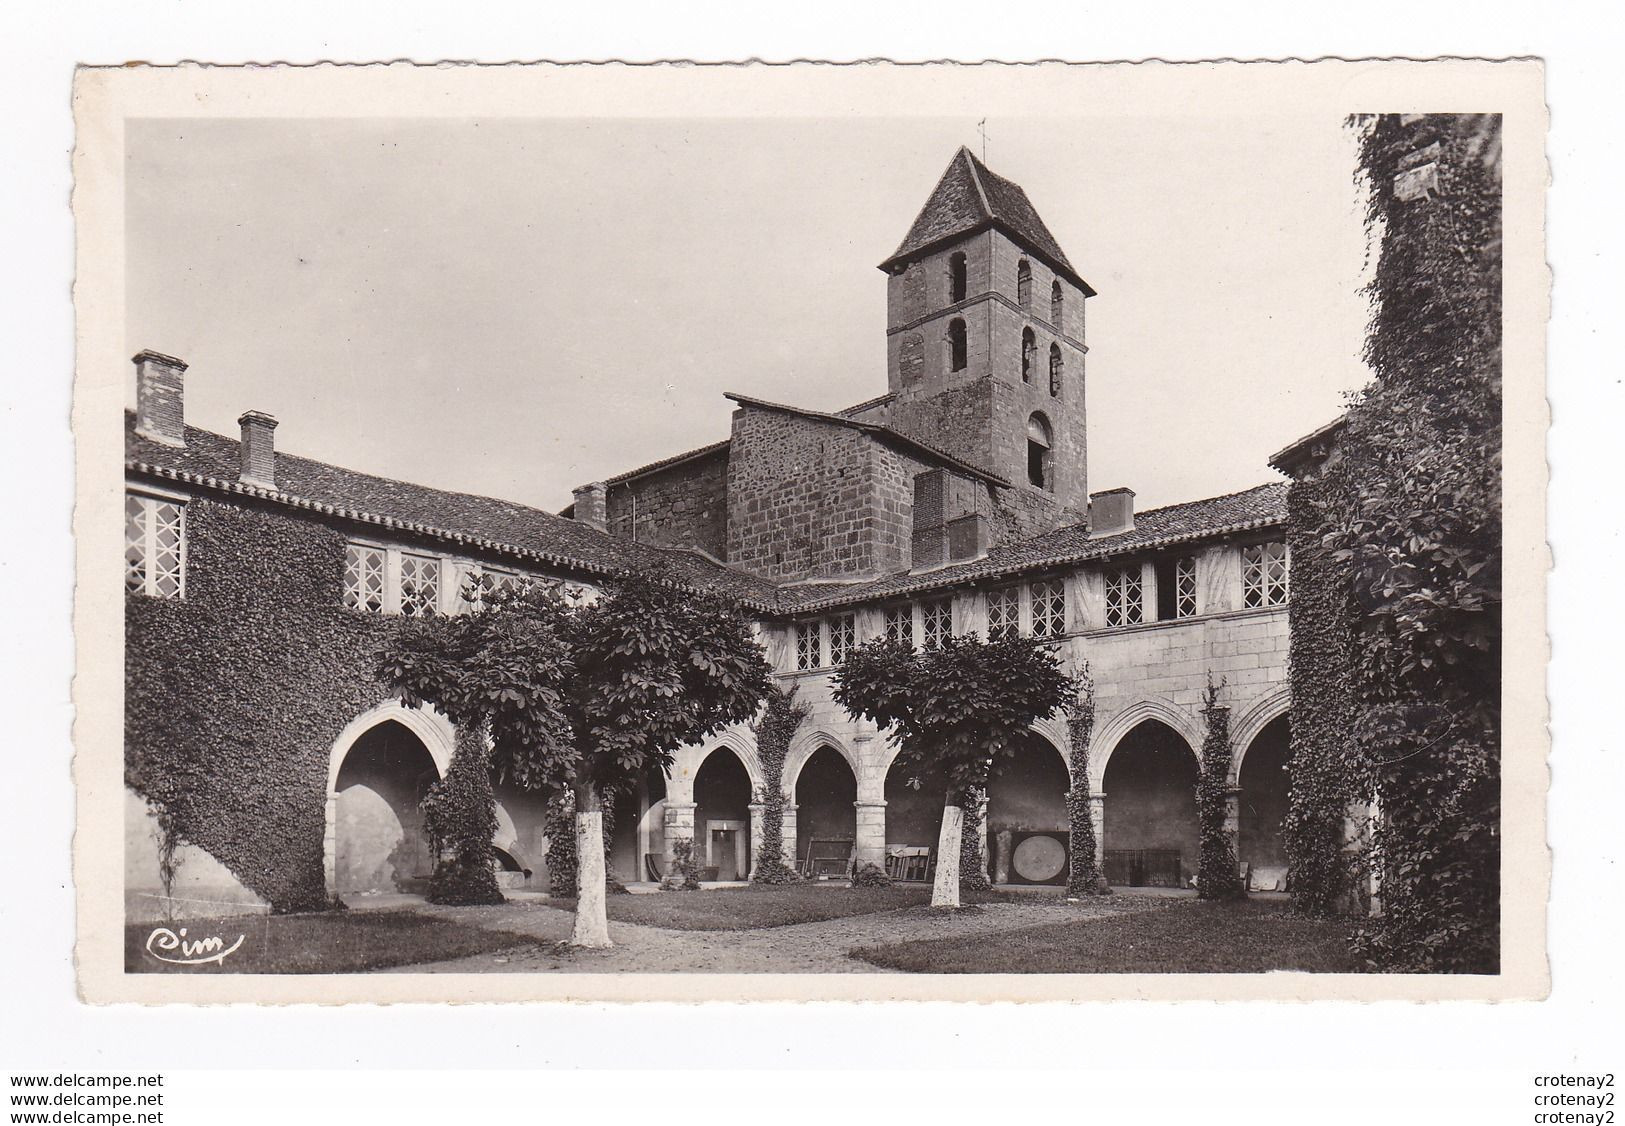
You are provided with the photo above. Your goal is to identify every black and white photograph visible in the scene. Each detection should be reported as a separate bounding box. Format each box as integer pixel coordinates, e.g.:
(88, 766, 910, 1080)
(68, 60, 1546, 1004)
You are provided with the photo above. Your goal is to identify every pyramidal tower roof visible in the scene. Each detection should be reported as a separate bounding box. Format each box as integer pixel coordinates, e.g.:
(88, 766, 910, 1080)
(879, 146, 1095, 296)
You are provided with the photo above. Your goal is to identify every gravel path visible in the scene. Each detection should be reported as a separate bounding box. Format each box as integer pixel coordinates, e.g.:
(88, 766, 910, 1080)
(387, 895, 1173, 974)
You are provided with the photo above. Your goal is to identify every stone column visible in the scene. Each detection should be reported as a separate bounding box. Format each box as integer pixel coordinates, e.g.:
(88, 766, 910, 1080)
(1090, 792, 1107, 856)
(1224, 785, 1244, 883)
(854, 801, 887, 869)
(748, 802, 765, 878)
(322, 791, 339, 897)
(663, 773, 697, 872)
(782, 803, 800, 869)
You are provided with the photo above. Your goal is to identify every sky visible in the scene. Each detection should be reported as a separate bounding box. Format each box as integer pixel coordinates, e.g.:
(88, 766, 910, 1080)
(126, 115, 1374, 514)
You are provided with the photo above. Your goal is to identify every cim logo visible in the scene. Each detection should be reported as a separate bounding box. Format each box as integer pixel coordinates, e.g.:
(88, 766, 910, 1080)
(144, 926, 245, 967)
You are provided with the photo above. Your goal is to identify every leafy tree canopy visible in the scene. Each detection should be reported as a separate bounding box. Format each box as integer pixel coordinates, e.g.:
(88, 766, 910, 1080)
(832, 633, 1073, 798)
(379, 567, 774, 798)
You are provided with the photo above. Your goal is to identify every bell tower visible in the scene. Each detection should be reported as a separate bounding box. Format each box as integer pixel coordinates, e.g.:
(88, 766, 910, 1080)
(878, 147, 1095, 525)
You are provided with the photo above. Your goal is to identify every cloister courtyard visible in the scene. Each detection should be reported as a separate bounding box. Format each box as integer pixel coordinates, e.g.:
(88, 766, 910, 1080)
(127, 883, 1355, 975)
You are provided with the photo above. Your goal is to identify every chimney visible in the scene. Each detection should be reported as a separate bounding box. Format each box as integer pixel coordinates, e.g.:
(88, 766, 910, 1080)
(133, 350, 189, 447)
(1088, 488, 1135, 538)
(572, 482, 609, 533)
(238, 411, 279, 489)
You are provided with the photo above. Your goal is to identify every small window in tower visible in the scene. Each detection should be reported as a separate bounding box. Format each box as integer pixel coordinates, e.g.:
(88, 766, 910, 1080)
(1016, 259, 1032, 308)
(949, 252, 967, 302)
(1027, 412, 1053, 491)
(948, 318, 968, 372)
(1049, 343, 1063, 397)
(1021, 328, 1036, 384)
(1051, 280, 1064, 326)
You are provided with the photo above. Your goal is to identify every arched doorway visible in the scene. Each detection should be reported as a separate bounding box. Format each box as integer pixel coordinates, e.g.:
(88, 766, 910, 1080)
(1238, 714, 1291, 891)
(694, 747, 752, 882)
(334, 720, 440, 896)
(1101, 720, 1200, 888)
(794, 745, 857, 876)
(986, 734, 1071, 885)
(610, 766, 669, 884)
(884, 752, 947, 881)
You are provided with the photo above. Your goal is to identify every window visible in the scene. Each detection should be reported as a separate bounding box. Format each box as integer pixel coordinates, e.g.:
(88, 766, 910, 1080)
(125, 492, 185, 599)
(1048, 344, 1063, 397)
(1242, 542, 1289, 608)
(795, 622, 819, 670)
(883, 605, 913, 646)
(344, 544, 387, 612)
(1031, 579, 1066, 638)
(1175, 557, 1198, 618)
(399, 553, 441, 617)
(1105, 566, 1144, 628)
(1016, 258, 1032, 308)
(829, 614, 856, 666)
(460, 564, 519, 612)
(921, 598, 951, 649)
(1027, 413, 1053, 491)
(1051, 280, 1063, 325)
(949, 252, 967, 302)
(986, 586, 1019, 638)
(1154, 557, 1198, 620)
(1021, 328, 1036, 383)
(948, 318, 968, 372)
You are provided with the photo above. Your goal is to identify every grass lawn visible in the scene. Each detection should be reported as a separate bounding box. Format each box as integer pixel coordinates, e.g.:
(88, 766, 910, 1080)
(126, 910, 541, 974)
(541, 882, 1024, 931)
(850, 898, 1360, 973)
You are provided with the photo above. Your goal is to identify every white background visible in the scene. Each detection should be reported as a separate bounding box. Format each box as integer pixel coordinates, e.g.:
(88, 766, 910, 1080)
(3, 3, 1619, 1120)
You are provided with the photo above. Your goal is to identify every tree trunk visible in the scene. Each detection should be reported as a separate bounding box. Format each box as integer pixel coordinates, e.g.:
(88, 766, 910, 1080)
(570, 784, 612, 948)
(932, 803, 964, 908)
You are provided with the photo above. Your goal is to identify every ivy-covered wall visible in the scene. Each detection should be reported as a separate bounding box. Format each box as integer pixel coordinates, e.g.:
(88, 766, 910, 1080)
(125, 492, 402, 913)
(1283, 474, 1369, 917)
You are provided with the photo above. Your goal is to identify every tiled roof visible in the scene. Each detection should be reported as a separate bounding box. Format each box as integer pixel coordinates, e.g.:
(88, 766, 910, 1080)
(880, 147, 1096, 296)
(127, 413, 1285, 618)
(724, 392, 1011, 487)
(600, 439, 730, 487)
(124, 414, 783, 610)
(778, 482, 1290, 612)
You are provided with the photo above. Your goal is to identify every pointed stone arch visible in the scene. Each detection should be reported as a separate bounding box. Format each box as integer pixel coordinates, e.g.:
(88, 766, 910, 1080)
(784, 728, 862, 797)
(1230, 685, 1292, 781)
(323, 698, 458, 897)
(1091, 698, 1203, 791)
(689, 726, 765, 794)
(1028, 716, 1072, 778)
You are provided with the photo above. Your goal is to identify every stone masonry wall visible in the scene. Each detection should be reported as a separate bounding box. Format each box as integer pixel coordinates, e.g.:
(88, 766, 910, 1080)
(726, 406, 915, 581)
(604, 447, 730, 558)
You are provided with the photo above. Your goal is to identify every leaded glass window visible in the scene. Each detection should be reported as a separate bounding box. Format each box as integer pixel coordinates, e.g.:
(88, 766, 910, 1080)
(829, 614, 856, 666)
(1031, 579, 1066, 638)
(1105, 566, 1143, 628)
(1175, 557, 1198, 618)
(343, 544, 387, 612)
(795, 622, 818, 670)
(883, 605, 913, 647)
(921, 598, 951, 649)
(399, 553, 441, 618)
(1242, 542, 1289, 608)
(986, 586, 1020, 638)
(125, 492, 185, 599)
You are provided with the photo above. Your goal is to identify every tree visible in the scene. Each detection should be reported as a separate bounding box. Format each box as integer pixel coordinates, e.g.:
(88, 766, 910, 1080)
(379, 567, 772, 947)
(833, 633, 1074, 908)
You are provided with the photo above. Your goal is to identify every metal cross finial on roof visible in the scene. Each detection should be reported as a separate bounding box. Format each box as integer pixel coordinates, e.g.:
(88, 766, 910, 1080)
(978, 118, 988, 162)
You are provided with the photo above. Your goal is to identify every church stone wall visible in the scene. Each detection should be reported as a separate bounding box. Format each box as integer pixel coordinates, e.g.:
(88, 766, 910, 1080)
(725, 406, 916, 581)
(604, 447, 730, 559)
